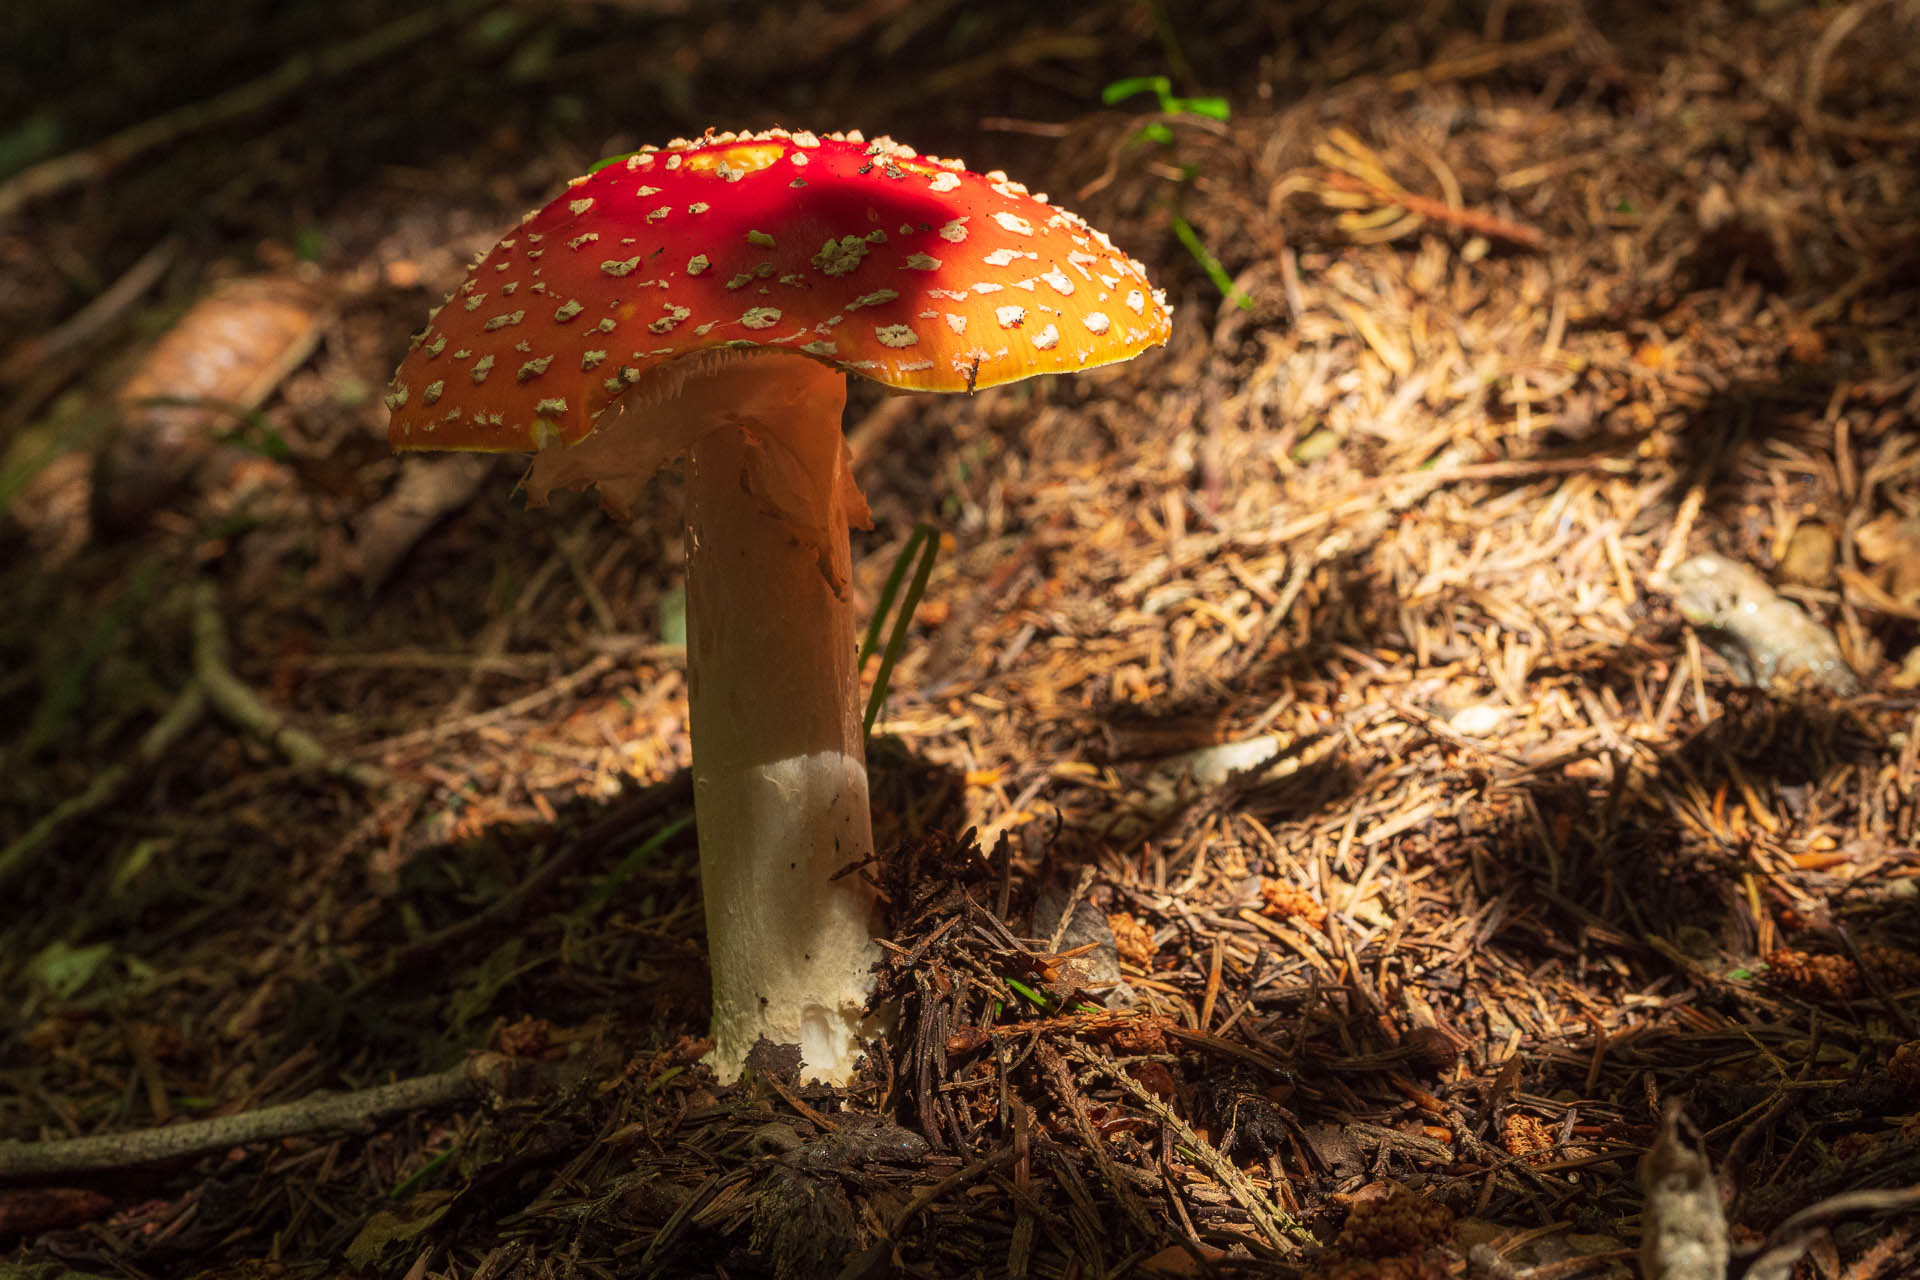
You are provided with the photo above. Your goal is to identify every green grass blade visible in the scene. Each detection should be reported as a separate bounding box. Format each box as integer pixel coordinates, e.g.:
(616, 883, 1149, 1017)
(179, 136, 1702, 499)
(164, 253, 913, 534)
(859, 525, 930, 666)
(1004, 977, 1051, 1009)
(576, 813, 694, 917)
(863, 523, 937, 738)
(1170, 213, 1254, 311)
(389, 1145, 456, 1199)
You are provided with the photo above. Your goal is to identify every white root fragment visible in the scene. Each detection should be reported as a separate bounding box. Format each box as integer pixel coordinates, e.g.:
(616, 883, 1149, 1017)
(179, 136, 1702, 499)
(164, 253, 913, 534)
(1639, 1102, 1729, 1280)
(1663, 552, 1860, 695)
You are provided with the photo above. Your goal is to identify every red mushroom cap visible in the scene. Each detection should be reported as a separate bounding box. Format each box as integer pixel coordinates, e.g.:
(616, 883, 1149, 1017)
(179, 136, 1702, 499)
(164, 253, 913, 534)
(386, 129, 1171, 452)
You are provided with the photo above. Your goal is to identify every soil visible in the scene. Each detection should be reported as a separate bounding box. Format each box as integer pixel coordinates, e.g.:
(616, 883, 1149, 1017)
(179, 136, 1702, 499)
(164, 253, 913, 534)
(3, 2, 1919, 1278)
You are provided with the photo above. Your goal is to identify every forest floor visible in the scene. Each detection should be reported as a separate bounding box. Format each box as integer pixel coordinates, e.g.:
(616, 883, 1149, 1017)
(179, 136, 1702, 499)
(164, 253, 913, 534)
(3, 1, 1919, 1277)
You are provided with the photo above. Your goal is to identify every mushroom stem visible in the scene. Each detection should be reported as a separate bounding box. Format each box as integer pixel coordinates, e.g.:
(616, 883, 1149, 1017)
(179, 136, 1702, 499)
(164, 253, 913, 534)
(681, 357, 880, 1084)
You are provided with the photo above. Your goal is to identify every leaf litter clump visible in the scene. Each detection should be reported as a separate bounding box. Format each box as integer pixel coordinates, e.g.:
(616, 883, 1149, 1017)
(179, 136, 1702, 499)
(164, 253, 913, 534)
(4, 1, 1920, 1277)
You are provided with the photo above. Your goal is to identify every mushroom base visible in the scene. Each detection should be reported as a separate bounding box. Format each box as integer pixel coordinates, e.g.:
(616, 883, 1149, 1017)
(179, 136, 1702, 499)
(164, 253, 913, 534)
(681, 359, 881, 1085)
(692, 747, 881, 1082)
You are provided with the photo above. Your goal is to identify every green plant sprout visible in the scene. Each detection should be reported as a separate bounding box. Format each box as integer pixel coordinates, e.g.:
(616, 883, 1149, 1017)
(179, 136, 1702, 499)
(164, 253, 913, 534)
(1100, 75, 1230, 144)
(859, 522, 939, 737)
(1101, 76, 1253, 311)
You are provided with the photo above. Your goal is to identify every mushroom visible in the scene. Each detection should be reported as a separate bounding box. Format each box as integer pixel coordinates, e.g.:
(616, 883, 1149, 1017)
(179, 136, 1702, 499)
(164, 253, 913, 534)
(386, 128, 1171, 1083)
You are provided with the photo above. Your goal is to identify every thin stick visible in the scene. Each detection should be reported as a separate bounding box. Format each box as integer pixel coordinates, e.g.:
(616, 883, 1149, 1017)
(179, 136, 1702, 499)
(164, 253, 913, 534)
(359, 654, 618, 755)
(0, 576, 399, 894)
(0, 1, 489, 218)
(1386, 26, 1582, 91)
(1033, 1042, 1159, 1243)
(0, 1054, 509, 1179)
(358, 776, 690, 991)
(1069, 1040, 1310, 1251)
(0, 236, 180, 381)
(0, 682, 205, 896)
(191, 581, 389, 789)
(1317, 171, 1546, 250)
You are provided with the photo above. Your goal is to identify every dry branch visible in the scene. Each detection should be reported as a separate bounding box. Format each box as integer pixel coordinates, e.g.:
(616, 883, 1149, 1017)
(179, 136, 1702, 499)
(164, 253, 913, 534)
(0, 0, 491, 218)
(0, 1054, 511, 1179)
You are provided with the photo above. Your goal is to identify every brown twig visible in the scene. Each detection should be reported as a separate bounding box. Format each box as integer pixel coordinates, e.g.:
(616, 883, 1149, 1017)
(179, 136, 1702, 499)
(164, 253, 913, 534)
(191, 581, 390, 789)
(1068, 1040, 1309, 1252)
(0, 681, 206, 897)
(0, 1, 490, 219)
(0, 236, 180, 386)
(1383, 27, 1583, 93)
(0, 577, 390, 895)
(1033, 1041, 1159, 1245)
(0, 1053, 512, 1179)
(1318, 170, 1547, 251)
(351, 774, 691, 992)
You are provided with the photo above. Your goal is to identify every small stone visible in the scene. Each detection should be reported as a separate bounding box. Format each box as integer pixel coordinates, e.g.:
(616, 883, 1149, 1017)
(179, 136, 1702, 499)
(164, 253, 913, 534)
(1778, 523, 1836, 587)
